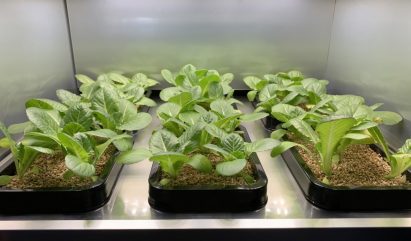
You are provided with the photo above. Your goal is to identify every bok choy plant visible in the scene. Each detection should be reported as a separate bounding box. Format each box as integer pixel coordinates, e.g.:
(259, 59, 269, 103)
(0, 76, 154, 182)
(244, 70, 329, 116)
(270, 93, 404, 179)
(159, 64, 237, 106)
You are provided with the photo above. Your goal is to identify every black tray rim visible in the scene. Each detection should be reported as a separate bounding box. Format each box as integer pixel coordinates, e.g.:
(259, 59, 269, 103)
(283, 144, 411, 191)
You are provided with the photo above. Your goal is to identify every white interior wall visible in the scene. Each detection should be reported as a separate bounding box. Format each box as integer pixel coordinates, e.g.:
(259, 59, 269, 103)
(67, 0, 335, 88)
(325, 0, 411, 146)
(0, 0, 75, 126)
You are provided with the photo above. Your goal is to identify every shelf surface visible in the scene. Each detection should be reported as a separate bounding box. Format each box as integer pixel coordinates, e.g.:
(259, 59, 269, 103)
(1, 97, 411, 239)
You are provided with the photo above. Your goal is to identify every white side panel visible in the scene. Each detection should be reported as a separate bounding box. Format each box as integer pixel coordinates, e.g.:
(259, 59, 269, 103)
(67, 0, 335, 88)
(326, 0, 411, 146)
(0, 0, 75, 126)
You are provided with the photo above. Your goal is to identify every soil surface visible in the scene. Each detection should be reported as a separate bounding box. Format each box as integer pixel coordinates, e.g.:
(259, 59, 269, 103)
(6, 145, 117, 189)
(290, 136, 408, 186)
(160, 153, 256, 187)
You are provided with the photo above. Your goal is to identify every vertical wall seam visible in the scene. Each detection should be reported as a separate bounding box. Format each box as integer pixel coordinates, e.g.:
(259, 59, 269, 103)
(63, 0, 79, 93)
(323, 0, 337, 79)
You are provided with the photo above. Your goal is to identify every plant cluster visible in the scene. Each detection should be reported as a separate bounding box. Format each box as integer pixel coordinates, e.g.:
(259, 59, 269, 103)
(0, 72, 157, 183)
(244, 70, 409, 181)
(136, 64, 279, 185)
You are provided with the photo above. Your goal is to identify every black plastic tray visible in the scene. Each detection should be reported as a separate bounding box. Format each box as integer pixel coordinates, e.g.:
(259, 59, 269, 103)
(0, 154, 123, 214)
(251, 100, 281, 132)
(148, 126, 268, 213)
(282, 144, 411, 211)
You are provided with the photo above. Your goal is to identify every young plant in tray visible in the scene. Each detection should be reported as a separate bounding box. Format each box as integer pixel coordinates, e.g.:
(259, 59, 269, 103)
(75, 71, 158, 108)
(143, 110, 278, 184)
(244, 70, 329, 113)
(159, 64, 237, 106)
(0, 77, 153, 186)
(270, 93, 406, 181)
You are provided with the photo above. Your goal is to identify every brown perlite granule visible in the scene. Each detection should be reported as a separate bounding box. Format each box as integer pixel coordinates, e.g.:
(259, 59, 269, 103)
(291, 137, 408, 187)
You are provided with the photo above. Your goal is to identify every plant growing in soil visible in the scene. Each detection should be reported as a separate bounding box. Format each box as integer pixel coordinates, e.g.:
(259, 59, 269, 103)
(270, 92, 406, 183)
(159, 64, 237, 105)
(0, 75, 154, 186)
(75, 72, 158, 107)
(244, 70, 329, 115)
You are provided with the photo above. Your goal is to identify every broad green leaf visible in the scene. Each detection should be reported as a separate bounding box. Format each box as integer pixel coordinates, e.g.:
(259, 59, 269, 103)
(243, 76, 261, 90)
(372, 111, 402, 125)
(221, 73, 234, 83)
(199, 74, 220, 94)
(56, 89, 82, 107)
(342, 133, 371, 140)
(205, 124, 228, 140)
(247, 90, 258, 101)
(316, 118, 356, 176)
(157, 103, 181, 119)
(289, 119, 319, 143)
(351, 121, 378, 131)
(271, 104, 305, 123)
(161, 69, 175, 85)
(91, 87, 119, 115)
(398, 139, 411, 154)
(18, 145, 39, 177)
(389, 154, 411, 178)
(62, 122, 86, 136)
(245, 138, 280, 153)
(188, 154, 212, 173)
(288, 70, 304, 81)
(8, 121, 31, 134)
(259, 84, 277, 102)
(222, 133, 244, 153)
(108, 72, 130, 84)
(168, 92, 193, 107)
(302, 78, 327, 96)
(270, 129, 287, 139)
(0, 175, 12, 185)
(150, 152, 188, 177)
(65, 155, 95, 177)
(114, 100, 152, 131)
(113, 137, 133, 151)
(149, 129, 178, 154)
(271, 141, 307, 157)
(116, 148, 152, 164)
(135, 97, 157, 107)
(63, 104, 93, 130)
(368, 126, 392, 163)
(199, 111, 218, 123)
(85, 129, 118, 139)
(58, 132, 89, 160)
(216, 159, 247, 176)
(0, 138, 9, 148)
(21, 132, 59, 148)
(210, 100, 236, 116)
(75, 74, 95, 84)
(208, 82, 224, 99)
(94, 133, 130, 161)
(240, 112, 268, 122)
(26, 108, 61, 135)
(27, 146, 54, 154)
(203, 144, 233, 158)
(26, 98, 68, 112)
(179, 111, 200, 125)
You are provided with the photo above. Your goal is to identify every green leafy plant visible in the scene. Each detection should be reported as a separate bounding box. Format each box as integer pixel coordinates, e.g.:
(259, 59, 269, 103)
(160, 64, 236, 105)
(270, 93, 406, 180)
(76, 72, 158, 108)
(244, 70, 329, 116)
(0, 72, 155, 183)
